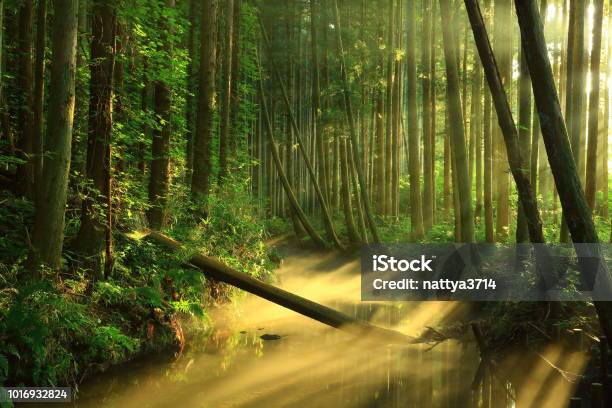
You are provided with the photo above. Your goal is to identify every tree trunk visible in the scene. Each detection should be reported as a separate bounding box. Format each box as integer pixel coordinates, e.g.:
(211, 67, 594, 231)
(340, 136, 360, 244)
(16, 0, 35, 198)
(493, 0, 511, 241)
(147, 0, 175, 230)
(516, 48, 532, 243)
(191, 0, 217, 205)
(407, 0, 424, 239)
(439, 0, 474, 243)
(257, 64, 327, 249)
(32, 0, 46, 198)
(465, 0, 546, 248)
(310, 0, 330, 210)
(514, 0, 612, 351)
(28, 0, 78, 273)
(218, 0, 234, 186)
(144, 230, 411, 344)
(331, 0, 381, 243)
(184, 0, 196, 181)
(585, 0, 604, 210)
(77, 0, 116, 280)
(260, 18, 345, 248)
(229, 0, 241, 158)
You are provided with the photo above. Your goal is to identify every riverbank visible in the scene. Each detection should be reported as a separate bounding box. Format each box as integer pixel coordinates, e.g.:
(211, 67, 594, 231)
(0, 189, 279, 392)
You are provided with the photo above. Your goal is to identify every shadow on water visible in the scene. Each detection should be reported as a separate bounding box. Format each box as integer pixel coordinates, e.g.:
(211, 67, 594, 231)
(36, 245, 587, 408)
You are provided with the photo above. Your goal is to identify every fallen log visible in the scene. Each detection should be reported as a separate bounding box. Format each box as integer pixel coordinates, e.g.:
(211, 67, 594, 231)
(143, 230, 412, 345)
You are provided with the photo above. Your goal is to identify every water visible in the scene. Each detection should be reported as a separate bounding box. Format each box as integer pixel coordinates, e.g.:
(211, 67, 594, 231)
(31, 246, 585, 408)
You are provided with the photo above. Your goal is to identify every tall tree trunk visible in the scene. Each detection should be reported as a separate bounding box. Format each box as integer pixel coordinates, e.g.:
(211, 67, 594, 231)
(309, 0, 330, 209)
(407, 0, 424, 238)
(229, 0, 241, 158)
(32, 0, 46, 198)
(331, 0, 381, 243)
(439, 0, 474, 243)
(184, 0, 196, 181)
(16, 0, 35, 198)
(77, 0, 116, 280)
(28, 0, 78, 274)
(514, 0, 612, 351)
(259, 18, 345, 248)
(257, 65, 327, 249)
(147, 0, 175, 230)
(516, 48, 532, 243)
(340, 136, 360, 244)
(472, 64, 483, 220)
(218, 0, 234, 186)
(384, 0, 394, 216)
(191, 0, 217, 206)
(585, 0, 604, 210)
(493, 0, 511, 241)
(465, 0, 545, 246)
(561, 0, 586, 242)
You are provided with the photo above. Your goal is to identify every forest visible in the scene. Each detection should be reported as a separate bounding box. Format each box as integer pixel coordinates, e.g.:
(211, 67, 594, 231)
(0, 0, 610, 406)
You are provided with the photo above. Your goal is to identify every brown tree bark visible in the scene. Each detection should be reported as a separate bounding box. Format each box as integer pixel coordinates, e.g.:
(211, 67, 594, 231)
(32, 0, 46, 197)
(147, 0, 175, 230)
(218, 0, 234, 186)
(28, 0, 78, 274)
(514, 0, 612, 351)
(77, 0, 117, 279)
(191, 0, 217, 205)
(16, 0, 35, 198)
(585, 0, 604, 210)
(465, 0, 545, 246)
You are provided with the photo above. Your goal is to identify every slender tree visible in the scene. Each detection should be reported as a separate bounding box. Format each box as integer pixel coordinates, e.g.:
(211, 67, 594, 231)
(407, 0, 423, 238)
(191, 0, 217, 205)
(32, 0, 46, 196)
(16, 0, 35, 198)
(147, 0, 175, 229)
(585, 0, 604, 210)
(439, 0, 474, 243)
(218, 0, 234, 185)
(514, 0, 612, 350)
(331, 0, 381, 243)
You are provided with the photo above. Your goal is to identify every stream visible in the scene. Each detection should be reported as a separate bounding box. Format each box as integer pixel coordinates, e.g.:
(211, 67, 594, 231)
(32, 244, 585, 408)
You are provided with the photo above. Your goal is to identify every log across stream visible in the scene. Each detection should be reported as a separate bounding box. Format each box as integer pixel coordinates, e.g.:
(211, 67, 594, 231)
(61, 234, 586, 407)
(143, 230, 412, 345)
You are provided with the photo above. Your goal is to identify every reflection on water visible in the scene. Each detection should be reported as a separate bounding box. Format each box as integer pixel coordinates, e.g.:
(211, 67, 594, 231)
(51, 247, 585, 408)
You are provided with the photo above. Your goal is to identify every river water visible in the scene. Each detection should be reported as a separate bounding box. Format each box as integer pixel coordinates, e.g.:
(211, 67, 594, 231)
(43, 246, 585, 408)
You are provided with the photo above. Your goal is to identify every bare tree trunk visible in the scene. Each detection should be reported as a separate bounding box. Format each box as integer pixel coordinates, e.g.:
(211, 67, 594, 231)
(32, 0, 46, 198)
(16, 0, 35, 198)
(147, 0, 175, 230)
(514, 0, 612, 351)
(331, 0, 381, 243)
(422, 0, 434, 231)
(407, 0, 424, 239)
(260, 18, 345, 248)
(28, 0, 78, 274)
(77, 0, 116, 279)
(585, 0, 604, 210)
(191, 0, 217, 206)
(465, 0, 545, 246)
(218, 0, 234, 186)
(439, 0, 474, 243)
(257, 64, 327, 249)
(184, 0, 196, 181)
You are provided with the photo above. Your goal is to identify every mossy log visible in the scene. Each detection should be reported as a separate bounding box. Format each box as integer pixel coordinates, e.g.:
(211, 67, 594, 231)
(143, 230, 412, 345)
